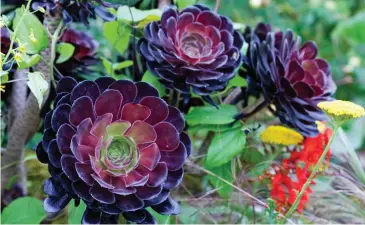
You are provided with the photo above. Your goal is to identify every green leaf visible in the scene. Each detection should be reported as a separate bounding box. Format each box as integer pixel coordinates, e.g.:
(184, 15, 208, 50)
(207, 162, 234, 198)
(146, 208, 172, 224)
(13, 8, 48, 54)
(188, 122, 242, 133)
(227, 75, 247, 89)
(205, 127, 246, 168)
(1, 197, 46, 224)
(178, 204, 199, 224)
(142, 70, 166, 97)
(0, 71, 9, 84)
(68, 200, 86, 224)
(101, 57, 113, 76)
(103, 21, 131, 55)
(113, 60, 133, 70)
(175, 0, 197, 10)
(56, 43, 75, 64)
(27, 72, 48, 108)
(117, 0, 141, 6)
(24, 153, 37, 162)
(117, 6, 162, 26)
(185, 105, 238, 126)
(17, 54, 41, 69)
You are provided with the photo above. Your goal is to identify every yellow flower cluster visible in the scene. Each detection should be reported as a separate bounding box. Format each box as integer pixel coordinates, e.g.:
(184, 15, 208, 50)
(315, 121, 326, 133)
(260, 125, 304, 146)
(318, 100, 365, 121)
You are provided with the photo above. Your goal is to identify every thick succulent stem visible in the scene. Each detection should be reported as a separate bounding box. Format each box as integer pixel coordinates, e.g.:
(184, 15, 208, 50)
(1, 8, 62, 195)
(7, 69, 28, 130)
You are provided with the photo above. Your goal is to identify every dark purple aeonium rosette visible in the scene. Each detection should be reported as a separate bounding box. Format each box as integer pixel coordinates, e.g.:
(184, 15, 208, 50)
(56, 28, 99, 77)
(138, 4, 244, 99)
(32, 0, 116, 25)
(242, 23, 336, 136)
(36, 77, 191, 224)
(1, 27, 18, 71)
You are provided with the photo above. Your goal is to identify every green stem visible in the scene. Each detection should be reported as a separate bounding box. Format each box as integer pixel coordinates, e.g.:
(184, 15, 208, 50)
(4, 78, 29, 84)
(50, 20, 64, 88)
(3, 0, 32, 64)
(282, 125, 340, 222)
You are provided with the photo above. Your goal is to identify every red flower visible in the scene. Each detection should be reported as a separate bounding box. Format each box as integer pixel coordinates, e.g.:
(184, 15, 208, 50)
(270, 172, 294, 212)
(284, 127, 332, 168)
(270, 167, 314, 213)
(270, 126, 332, 213)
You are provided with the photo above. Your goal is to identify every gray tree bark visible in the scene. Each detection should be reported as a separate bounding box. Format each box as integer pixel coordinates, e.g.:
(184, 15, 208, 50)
(1, 7, 62, 194)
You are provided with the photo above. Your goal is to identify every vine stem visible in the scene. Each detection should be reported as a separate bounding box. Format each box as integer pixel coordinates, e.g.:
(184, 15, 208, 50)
(2, 0, 32, 64)
(282, 125, 340, 222)
(50, 20, 64, 88)
(214, 0, 220, 12)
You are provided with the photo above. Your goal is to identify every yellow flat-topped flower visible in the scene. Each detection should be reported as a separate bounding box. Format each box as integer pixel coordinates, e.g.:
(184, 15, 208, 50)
(260, 125, 304, 146)
(318, 100, 365, 122)
(315, 121, 326, 133)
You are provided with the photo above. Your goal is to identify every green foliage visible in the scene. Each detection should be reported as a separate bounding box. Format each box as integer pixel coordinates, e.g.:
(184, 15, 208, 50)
(27, 72, 48, 108)
(227, 75, 247, 89)
(117, 6, 162, 27)
(265, 199, 279, 224)
(178, 204, 199, 224)
(101, 57, 134, 79)
(188, 122, 242, 133)
(56, 43, 75, 64)
(1, 197, 46, 224)
(0, 71, 9, 84)
(16, 53, 41, 69)
(68, 200, 86, 224)
(332, 12, 365, 48)
(185, 105, 238, 126)
(207, 162, 234, 198)
(147, 208, 172, 224)
(113, 60, 134, 70)
(205, 127, 246, 169)
(175, 0, 197, 9)
(142, 70, 166, 97)
(103, 21, 131, 55)
(13, 8, 48, 54)
(115, 0, 142, 6)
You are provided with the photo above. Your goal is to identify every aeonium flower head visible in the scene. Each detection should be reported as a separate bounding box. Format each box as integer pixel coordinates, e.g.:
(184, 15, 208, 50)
(36, 77, 191, 224)
(56, 28, 99, 77)
(32, 0, 116, 25)
(243, 23, 336, 137)
(139, 4, 244, 99)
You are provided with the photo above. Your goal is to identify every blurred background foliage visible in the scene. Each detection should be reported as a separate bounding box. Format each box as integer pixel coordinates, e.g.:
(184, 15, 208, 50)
(198, 0, 365, 150)
(1, 0, 365, 224)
